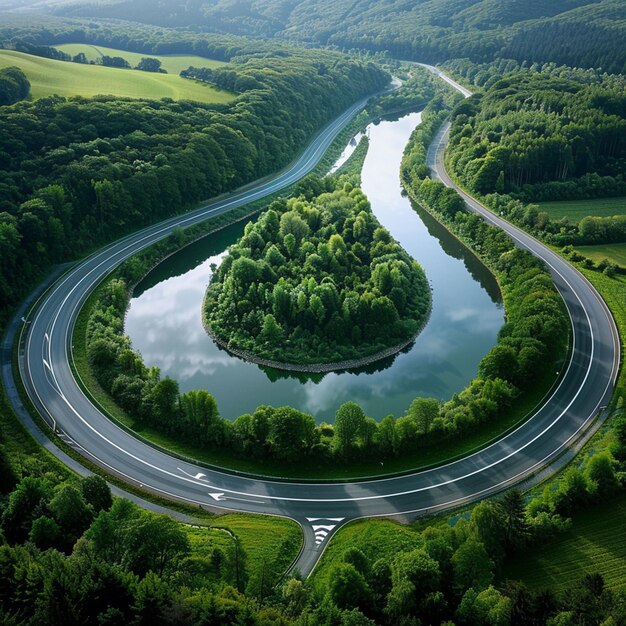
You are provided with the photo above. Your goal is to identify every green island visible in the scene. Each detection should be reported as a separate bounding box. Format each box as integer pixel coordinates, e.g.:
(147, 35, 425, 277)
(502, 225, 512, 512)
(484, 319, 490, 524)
(203, 179, 431, 370)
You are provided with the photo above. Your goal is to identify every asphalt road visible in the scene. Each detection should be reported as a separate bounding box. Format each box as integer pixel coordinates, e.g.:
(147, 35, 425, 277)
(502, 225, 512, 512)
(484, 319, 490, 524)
(11, 69, 620, 577)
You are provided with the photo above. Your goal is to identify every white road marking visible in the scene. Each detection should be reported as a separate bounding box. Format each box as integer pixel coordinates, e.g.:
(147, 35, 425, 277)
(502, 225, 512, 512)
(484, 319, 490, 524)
(209, 492, 264, 504)
(178, 467, 208, 481)
(307, 518, 345, 546)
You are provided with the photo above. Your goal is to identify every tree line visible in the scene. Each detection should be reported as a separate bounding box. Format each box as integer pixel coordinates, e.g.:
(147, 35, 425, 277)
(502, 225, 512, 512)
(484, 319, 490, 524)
(204, 178, 431, 365)
(0, 44, 388, 327)
(44, 0, 626, 72)
(10, 41, 167, 73)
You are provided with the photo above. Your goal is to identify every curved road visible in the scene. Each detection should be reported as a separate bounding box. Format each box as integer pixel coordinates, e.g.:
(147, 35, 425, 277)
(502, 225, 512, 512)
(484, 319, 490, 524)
(11, 69, 620, 577)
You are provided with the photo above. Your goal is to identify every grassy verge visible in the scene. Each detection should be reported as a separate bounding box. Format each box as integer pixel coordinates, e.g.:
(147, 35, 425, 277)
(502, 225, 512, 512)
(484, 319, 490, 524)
(0, 49, 234, 103)
(0, 383, 71, 481)
(333, 135, 369, 184)
(537, 196, 626, 223)
(581, 268, 626, 402)
(218, 514, 302, 585)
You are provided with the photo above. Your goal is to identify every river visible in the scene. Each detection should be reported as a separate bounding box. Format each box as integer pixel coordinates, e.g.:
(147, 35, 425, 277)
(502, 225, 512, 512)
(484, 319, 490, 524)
(126, 110, 504, 421)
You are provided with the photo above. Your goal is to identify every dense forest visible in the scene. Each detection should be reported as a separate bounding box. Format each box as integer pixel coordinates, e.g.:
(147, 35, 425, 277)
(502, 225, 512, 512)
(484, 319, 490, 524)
(447, 70, 626, 199)
(443, 62, 626, 248)
(38, 0, 626, 73)
(204, 178, 431, 365)
(0, 44, 387, 326)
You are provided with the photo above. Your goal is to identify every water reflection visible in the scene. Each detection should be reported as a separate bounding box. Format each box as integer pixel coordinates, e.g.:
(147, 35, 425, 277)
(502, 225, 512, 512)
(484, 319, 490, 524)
(126, 111, 504, 422)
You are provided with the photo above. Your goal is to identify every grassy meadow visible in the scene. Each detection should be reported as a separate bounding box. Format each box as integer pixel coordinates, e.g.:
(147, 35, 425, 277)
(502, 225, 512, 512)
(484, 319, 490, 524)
(538, 196, 626, 223)
(576, 243, 626, 268)
(0, 49, 234, 104)
(188, 513, 301, 590)
(500, 492, 626, 591)
(55, 43, 225, 75)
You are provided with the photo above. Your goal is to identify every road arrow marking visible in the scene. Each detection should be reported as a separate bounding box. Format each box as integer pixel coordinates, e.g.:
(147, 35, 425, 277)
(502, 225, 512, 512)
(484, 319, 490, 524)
(208, 492, 265, 505)
(177, 467, 209, 481)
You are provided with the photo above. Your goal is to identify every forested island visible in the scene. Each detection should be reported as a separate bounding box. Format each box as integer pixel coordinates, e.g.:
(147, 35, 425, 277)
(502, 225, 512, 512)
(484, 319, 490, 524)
(203, 178, 431, 369)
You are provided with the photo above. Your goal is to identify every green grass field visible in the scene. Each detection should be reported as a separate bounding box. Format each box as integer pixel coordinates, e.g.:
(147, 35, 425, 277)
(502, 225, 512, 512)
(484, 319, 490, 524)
(55, 43, 225, 75)
(187, 513, 301, 590)
(0, 49, 234, 104)
(576, 243, 626, 268)
(538, 197, 626, 223)
(500, 492, 626, 591)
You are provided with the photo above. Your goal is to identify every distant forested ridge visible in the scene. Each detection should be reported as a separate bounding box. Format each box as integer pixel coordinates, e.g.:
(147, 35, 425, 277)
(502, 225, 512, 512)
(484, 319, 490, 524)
(204, 178, 431, 366)
(0, 43, 388, 325)
(35, 0, 626, 73)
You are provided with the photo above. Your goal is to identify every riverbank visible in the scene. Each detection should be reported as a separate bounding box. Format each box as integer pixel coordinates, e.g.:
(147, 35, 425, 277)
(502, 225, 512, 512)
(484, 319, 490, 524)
(201, 303, 431, 374)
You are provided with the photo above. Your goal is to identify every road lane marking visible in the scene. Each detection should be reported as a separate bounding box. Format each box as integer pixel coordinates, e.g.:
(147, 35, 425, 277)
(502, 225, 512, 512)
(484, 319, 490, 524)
(178, 467, 208, 481)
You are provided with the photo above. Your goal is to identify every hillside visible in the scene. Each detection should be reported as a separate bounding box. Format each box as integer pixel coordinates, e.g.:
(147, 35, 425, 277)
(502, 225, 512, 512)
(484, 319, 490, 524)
(54, 43, 225, 75)
(0, 49, 234, 102)
(50, 0, 626, 71)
